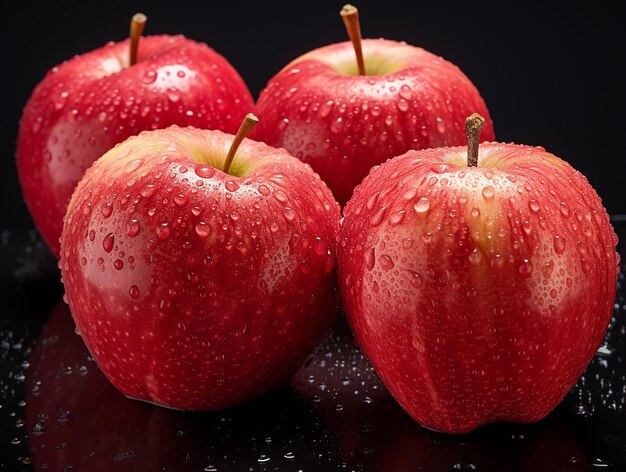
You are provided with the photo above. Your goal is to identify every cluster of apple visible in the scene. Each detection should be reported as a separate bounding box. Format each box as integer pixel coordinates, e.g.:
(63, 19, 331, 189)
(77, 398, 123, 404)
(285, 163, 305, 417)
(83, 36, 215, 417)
(16, 7, 619, 434)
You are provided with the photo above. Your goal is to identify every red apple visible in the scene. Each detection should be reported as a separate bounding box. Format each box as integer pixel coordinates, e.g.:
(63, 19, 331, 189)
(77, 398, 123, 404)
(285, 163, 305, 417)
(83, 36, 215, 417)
(59, 120, 340, 410)
(253, 5, 494, 206)
(17, 14, 254, 256)
(338, 114, 619, 433)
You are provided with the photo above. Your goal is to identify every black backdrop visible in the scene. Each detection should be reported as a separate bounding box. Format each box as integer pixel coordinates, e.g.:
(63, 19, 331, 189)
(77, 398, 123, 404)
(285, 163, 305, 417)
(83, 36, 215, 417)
(2, 0, 625, 232)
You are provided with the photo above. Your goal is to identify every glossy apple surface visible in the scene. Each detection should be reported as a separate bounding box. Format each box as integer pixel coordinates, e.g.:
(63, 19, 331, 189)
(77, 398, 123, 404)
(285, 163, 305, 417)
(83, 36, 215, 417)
(17, 35, 254, 256)
(59, 126, 340, 410)
(338, 142, 619, 433)
(253, 39, 494, 205)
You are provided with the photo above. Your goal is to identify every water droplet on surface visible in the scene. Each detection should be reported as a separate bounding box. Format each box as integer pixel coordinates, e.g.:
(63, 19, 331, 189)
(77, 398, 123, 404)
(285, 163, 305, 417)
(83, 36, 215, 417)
(225, 180, 240, 192)
(195, 222, 210, 239)
(581, 259, 591, 274)
(482, 185, 495, 200)
(468, 249, 482, 266)
(370, 206, 387, 227)
(101, 203, 113, 218)
(518, 259, 533, 277)
(102, 233, 114, 253)
(127, 285, 140, 300)
(174, 194, 188, 206)
(414, 197, 430, 214)
(157, 224, 170, 240)
(380, 254, 395, 271)
(167, 87, 181, 102)
(142, 70, 157, 84)
(553, 235, 566, 254)
(364, 246, 376, 270)
(528, 200, 540, 213)
(195, 165, 215, 179)
(114, 259, 124, 270)
(126, 219, 140, 237)
(140, 184, 157, 198)
(407, 270, 423, 288)
(282, 206, 296, 221)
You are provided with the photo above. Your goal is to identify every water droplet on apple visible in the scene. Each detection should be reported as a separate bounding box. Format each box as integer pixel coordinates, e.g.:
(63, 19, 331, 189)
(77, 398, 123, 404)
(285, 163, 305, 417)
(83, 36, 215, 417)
(101, 203, 113, 218)
(364, 246, 376, 270)
(275, 190, 288, 202)
(225, 180, 240, 192)
(366, 192, 379, 210)
(560, 203, 570, 217)
(553, 235, 566, 254)
(436, 117, 446, 134)
(80, 256, 87, 266)
(397, 99, 409, 112)
(413, 197, 430, 214)
(330, 117, 344, 134)
(399, 84, 412, 100)
(406, 270, 423, 288)
(140, 184, 157, 198)
(194, 222, 210, 239)
(379, 254, 394, 271)
(370, 206, 387, 227)
(390, 210, 406, 225)
(174, 194, 188, 206)
(88, 230, 96, 241)
(518, 259, 533, 277)
(114, 259, 124, 270)
(282, 206, 296, 221)
(581, 258, 591, 274)
(142, 70, 157, 84)
(491, 254, 504, 269)
(471, 207, 480, 217)
(468, 248, 482, 266)
(157, 224, 170, 240)
(102, 233, 114, 253)
(528, 200, 540, 213)
(370, 106, 382, 117)
(125, 158, 143, 173)
(129, 285, 140, 299)
(167, 87, 181, 102)
(195, 165, 216, 179)
(482, 185, 495, 200)
(299, 261, 311, 274)
(319, 100, 334, 117)
(126, 219, 140, 237)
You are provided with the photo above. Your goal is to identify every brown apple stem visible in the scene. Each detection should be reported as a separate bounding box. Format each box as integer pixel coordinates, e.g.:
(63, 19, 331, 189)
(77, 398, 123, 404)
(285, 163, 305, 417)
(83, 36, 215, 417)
(129, 13, 147, 66)
(340, 4, 366, 75)
(222, 113, 259, 175)
(465, 113, 485, 167)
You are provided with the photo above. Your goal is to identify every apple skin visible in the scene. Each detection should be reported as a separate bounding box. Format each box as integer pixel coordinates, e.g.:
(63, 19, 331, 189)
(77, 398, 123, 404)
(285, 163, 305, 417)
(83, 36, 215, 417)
(17, 34, 254, 256)
(253, 39, 494, 206)
(59, 125, 340, 410)
(338, 142, 619, 433)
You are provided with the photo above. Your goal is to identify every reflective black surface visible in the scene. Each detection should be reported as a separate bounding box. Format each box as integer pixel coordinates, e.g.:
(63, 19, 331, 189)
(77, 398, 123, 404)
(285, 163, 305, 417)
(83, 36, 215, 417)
(1, 219, 625, 471)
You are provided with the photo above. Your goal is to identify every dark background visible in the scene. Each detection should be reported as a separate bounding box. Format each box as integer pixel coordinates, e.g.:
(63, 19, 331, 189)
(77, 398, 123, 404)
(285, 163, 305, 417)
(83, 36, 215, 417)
(2, 0, 625, 232)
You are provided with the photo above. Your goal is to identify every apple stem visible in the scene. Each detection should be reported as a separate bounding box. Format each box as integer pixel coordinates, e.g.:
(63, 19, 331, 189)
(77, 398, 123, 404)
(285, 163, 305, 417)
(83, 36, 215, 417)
(129, 13, 147, 66)
(465, 113, 485, 167)
(340, 4, 366, 75)
(222, 113, 260, 175)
